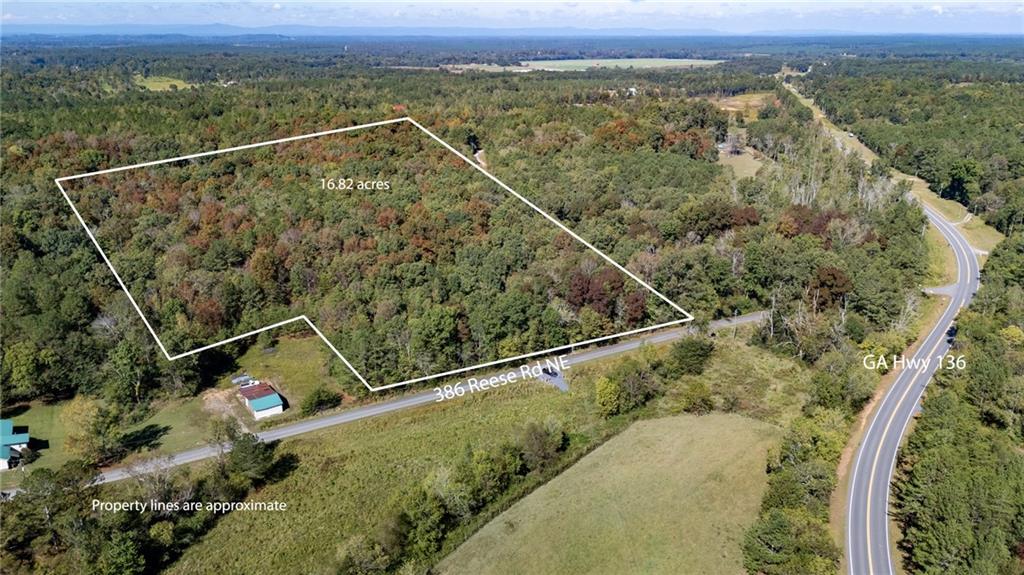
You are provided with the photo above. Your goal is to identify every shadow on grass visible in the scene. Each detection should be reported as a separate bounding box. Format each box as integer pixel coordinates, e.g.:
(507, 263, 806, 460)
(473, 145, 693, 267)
(122, 424, 171, 453)
(0, 404, 31, 418)
(264, 451, 300, 485)
(27, 438, 49, 451)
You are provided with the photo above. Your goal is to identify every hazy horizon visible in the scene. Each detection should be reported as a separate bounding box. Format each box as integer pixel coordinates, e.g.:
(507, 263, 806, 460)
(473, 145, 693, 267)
(3, 1, 1022, 36)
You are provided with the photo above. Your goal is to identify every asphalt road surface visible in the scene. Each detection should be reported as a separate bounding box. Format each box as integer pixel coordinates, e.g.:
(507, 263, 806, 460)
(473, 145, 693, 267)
(90, 310, 767, 486)
(846, 203, 979, 575)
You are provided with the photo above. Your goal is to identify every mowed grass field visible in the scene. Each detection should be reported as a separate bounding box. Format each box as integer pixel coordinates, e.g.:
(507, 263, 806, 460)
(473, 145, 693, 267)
(132, 74, 195, 91)
(221, 336, 348, 427)
(1, 397, 214, 489)
(436, 413, 780, 575)
(521, 58, 723, 71)
(0, 402, 70, 488)
(925, 224, 958, 286)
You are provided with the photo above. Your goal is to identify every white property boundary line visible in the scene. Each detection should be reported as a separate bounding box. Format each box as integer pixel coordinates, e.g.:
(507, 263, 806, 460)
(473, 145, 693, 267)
(55, 117, 693, 392)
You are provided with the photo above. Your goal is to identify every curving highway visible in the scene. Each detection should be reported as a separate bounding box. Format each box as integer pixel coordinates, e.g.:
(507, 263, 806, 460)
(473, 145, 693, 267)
(846, 202, 979, 574)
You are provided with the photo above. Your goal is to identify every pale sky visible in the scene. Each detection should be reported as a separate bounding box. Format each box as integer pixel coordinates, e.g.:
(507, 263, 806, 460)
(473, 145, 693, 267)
(2, 1, 1023, 34)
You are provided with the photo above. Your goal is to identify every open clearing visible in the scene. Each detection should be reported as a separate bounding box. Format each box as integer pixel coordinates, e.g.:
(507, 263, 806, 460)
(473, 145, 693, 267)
(442, 59, 724, 74)
(0, 337, 341, 488)
(132, 74, 195, 91)
(718, 146, 764, 179)
(654, 334, 808, 426)
(164, 382, 598, 575)
(0, 402, 69, 488)
(1, 397, 212, 489)
(220, 336, 349, 427)
(521, 58, 724, 71)
(158, 334, 803, 573)
(710, 91, 773, 123)
(437, 413, 780, 575)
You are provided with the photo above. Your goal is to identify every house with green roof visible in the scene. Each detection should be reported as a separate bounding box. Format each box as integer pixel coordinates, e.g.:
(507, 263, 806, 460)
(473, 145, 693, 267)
(1, 419, 30, 470)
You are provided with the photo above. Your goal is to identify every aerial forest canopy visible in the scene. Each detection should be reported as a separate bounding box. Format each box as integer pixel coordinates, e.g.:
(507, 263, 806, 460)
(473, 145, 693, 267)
(60, 122, 677, 386)
(3, 43, 929, 408)
(797, 59, 1024, 236)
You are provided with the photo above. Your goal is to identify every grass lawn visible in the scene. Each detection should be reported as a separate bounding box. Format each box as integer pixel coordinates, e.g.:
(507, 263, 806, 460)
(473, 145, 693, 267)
(925, 225, 958, 286)
(0, 402, 70, 488)
(718, 148, 764, 179)
(436, 413, 780, 575)
(122, 397, 214, 460)
(2, 336, 336, 487)
(166, 382, 598, 575)
(0, 397, 214, 489)
(521, 58, 723, 71)
(959, 217, 1004, 256)
(221, 336, 345, 427)
(132, 74, 195, 91)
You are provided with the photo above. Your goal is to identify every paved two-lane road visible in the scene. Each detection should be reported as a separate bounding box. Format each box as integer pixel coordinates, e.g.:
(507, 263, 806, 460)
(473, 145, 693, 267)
(90, 310, 766, 485)
(846, 203, 979, 574)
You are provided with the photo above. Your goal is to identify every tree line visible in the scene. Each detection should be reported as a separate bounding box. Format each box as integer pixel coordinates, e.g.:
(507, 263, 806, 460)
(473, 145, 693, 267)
(893, 233, 1024, 574)
(797, 59, 1024, 236)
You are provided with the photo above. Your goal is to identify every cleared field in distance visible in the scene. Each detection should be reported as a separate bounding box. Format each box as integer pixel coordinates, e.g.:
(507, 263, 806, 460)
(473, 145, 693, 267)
(718, 146, 764, 179)
(711, 91, 773, 123)
(437, 413, 780, 575)
(132, 74, 195, 91)
(521, 58, 724, 71)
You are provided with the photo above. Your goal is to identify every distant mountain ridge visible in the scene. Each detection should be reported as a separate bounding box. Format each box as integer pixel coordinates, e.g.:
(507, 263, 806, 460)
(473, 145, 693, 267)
(0, 23, 870, 38)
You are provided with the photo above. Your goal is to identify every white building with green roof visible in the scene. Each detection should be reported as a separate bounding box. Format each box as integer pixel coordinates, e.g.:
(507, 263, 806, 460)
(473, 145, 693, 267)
(1, 419, 30, 470)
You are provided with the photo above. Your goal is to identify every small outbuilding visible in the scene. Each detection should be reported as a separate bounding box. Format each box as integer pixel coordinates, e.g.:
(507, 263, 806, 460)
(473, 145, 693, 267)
(0, 419, 29, 471)
(237, 381, 285, 420)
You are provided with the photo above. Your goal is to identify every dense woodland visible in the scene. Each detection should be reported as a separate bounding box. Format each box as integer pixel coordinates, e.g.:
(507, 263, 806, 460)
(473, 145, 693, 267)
(62, 123, 674, 387)
(1, 37, 1021, 574)
(797, 59, 1024, 235)
(1, 44, 926, 409)
(893, 234, 1024, 574)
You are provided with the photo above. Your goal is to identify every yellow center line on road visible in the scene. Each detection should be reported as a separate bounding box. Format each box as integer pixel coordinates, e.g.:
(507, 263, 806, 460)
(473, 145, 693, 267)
(862, 210, 972, 574)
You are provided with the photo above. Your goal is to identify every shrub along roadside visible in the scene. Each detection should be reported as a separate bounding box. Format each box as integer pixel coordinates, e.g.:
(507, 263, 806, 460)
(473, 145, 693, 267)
(741, 337, 878, 574)
(335, 418, 570, 573)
